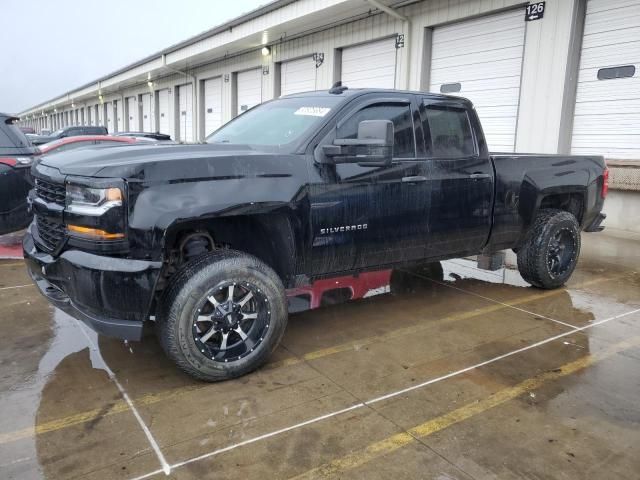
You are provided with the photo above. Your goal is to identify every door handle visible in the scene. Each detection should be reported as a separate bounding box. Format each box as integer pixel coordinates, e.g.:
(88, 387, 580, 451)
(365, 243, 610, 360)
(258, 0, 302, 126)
(402, 175, 427, 183)
(469, 173, 491, 180)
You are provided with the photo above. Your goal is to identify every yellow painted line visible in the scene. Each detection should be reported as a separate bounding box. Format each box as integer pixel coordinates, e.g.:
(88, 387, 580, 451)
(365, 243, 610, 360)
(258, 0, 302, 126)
(290, 335, 640, 479)
(0, 272, 624, 445)
(0, 261, 25, 268)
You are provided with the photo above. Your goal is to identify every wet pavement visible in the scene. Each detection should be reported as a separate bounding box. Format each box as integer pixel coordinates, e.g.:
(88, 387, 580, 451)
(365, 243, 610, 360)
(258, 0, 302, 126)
(0, 232, 639, 479)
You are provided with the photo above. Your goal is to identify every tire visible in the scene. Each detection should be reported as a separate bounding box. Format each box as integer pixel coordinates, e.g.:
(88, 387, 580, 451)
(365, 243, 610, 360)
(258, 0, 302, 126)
(157, 250, 288, 381)
(517, 209, 581, 289)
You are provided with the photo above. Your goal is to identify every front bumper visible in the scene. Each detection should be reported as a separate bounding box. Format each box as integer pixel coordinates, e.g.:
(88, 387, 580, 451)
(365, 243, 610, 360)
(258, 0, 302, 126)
(23, 228, 162, 340)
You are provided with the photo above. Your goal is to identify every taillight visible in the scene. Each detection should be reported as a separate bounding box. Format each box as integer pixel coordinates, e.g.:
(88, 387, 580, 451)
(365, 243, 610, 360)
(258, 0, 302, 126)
(601, 168, 609, 198)
(0, 157, 33, 167)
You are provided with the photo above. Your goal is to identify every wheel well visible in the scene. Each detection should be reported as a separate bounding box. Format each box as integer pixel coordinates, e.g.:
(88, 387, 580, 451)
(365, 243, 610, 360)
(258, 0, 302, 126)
(539, 193, 584, 224)
(162, 213, 297, 287)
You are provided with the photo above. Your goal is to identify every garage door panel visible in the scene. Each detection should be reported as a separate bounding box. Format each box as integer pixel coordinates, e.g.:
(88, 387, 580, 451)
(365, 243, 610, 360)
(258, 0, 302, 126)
(573, 134, 639, 149)
(433, 76, 521, 93)
(578, 40, 640, 66)
(570, 146, 638, 159)
(574, 98, 640, 115)
(573, 113, 640, 135)
(178, 84, 193, 142)
(237, 68, 262, 115)
(572, 0, 640, 159)
(431, 46, 524, 70)
(342, 38, 396, 89)
(431, 59, 524, 84)
(587, 0, 639, 14)
(429, 9, 525, 152)
(432, 30, 524, 57)
(158, 89, 170, 135)
(575, 78, 639, 102)
(204, 77, 223, 135)
(581, 26, 640, 51)
(583, 5, 640, 35)
(281, 57, 316, 96)
(432, 10, 523, 42)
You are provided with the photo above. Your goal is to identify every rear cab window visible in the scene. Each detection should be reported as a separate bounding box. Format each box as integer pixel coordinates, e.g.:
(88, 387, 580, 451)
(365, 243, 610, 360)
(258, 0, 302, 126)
(420, 100, 477, 158)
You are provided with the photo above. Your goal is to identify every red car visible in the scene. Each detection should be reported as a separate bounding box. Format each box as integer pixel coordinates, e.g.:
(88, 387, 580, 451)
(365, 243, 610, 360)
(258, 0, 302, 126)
(37, 135, 145, 155)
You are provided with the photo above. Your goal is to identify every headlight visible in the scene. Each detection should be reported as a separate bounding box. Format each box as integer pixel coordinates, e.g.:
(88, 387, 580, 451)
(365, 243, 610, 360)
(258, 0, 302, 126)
(66, 185, 122, 216)
(65, 184, 126, 242)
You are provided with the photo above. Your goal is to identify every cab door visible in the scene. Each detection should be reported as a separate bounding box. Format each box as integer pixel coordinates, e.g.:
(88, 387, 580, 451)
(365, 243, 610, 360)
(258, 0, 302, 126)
(419, 99, 493, 257)
(308, 95, 432, 275)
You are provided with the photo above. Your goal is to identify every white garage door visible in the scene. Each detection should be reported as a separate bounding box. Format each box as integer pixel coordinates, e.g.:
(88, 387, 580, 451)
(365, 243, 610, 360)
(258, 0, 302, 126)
(115, 100, 123, 132)
(141, 93, 154, 132)
(105, 102, 114, 133)
(204, 77, 223, 136)
(281, 57, 316, 96)
(342, 37, 397, 89)
(237, 68, 262, 115)
(158, 89, 170, 135)
(430, 9, 525, 152)
(571, 0, 640, 159)
(126, 97, 138, 131)
(178, 83, 194, 142)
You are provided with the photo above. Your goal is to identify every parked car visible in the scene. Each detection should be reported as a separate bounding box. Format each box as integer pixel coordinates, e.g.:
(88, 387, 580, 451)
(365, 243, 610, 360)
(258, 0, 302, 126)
(114, 131, 172, 141)
(22, 87, 608, 381)
(0, 112, 40, 235)
(27, 125, 108, 145)
(37, 135, 144, 155)
(19, 126, 35, 134)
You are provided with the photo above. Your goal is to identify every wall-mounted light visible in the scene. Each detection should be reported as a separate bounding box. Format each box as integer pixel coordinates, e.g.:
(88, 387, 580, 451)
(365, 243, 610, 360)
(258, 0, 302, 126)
(71, 102, 75, 108)
(98, 94, 104, 104)
(147, 80, 154, 88)
(261, 46, 271, 56)
(54, 108, 57, 113)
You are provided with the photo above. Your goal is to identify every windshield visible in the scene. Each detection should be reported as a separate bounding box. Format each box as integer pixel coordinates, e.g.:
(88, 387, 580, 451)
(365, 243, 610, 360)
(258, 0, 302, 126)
(49, 129, 64, 137)
(206, 97, 342, 152)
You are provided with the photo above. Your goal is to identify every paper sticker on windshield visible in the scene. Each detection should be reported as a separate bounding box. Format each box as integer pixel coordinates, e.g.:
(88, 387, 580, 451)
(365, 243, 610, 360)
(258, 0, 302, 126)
(294, 107, 331, 117)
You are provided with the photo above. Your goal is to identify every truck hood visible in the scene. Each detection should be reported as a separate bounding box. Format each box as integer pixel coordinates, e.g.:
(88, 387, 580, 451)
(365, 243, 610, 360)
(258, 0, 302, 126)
(39, 143, 299, 181)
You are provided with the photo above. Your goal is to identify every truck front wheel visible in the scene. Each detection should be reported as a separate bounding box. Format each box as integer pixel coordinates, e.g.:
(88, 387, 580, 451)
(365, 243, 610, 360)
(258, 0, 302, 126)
(517, 209, 581, 289)
(157, 250, 288, 381)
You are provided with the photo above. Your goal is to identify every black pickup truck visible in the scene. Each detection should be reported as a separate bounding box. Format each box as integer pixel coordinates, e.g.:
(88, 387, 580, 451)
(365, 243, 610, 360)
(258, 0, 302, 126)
(22, 87, 608, 381)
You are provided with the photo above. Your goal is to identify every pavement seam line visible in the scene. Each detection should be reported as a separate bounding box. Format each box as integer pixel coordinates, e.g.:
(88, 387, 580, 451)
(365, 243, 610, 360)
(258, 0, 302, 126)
(126, 307, 640, 480)
(288, 334, 640, 479)
(75, 321, 172, 476)
(0, 273, 621, 446)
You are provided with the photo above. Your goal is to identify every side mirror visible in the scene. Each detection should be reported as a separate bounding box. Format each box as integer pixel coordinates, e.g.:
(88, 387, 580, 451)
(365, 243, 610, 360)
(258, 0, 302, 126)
(320, 120, 394, 166)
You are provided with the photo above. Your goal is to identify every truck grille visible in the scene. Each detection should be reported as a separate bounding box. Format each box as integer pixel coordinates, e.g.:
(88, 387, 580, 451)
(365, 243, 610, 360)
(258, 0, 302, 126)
(36, 216, 65, 252)
(35, 178, 66, 205)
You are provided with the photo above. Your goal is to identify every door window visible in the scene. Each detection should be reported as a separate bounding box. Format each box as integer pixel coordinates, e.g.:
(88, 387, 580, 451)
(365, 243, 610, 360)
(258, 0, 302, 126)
(422, 105, 476, 157)
(337, 103, 415, 158)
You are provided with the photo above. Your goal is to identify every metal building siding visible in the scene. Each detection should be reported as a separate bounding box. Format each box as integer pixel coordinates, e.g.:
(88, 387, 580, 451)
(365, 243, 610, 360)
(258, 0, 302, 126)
(141, 93, 154, 132)
(158, 89, 170, 134)
(341, 37, 397, 89)
(98, 105, 105, 127)
(126, 97, 138, 131)
(178, 83, 194, 142)
(571, 0, 640, 159)
(236, 68, 263, 115)
(430, 8, 525, 152)
(280, 57, 316, 95)
(204, 77, 223, 136)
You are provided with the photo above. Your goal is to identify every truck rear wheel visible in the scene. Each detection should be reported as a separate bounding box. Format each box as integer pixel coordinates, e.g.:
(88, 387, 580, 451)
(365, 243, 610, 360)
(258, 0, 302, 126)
(517, 209, 581, 289)
(157, 250, 287, 381)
